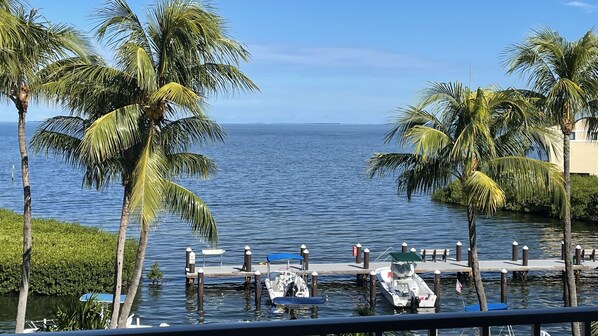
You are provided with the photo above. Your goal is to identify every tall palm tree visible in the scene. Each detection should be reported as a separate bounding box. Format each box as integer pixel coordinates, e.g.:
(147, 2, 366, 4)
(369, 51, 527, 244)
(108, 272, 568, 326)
(368, 82, 565, 311)
(0, 4, 88, 332)
(505, 29, 598, 333)
(34, 0, 257, 328)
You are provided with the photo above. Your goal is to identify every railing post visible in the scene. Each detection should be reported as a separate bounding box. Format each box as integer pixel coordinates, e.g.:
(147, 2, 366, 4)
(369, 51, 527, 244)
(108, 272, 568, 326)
(355, 243, 362, 263)
(402, 242, 408, 253)
(532, 323, 541, 336)
(512, 241, 519, 261)
(456, 241, 462, 262)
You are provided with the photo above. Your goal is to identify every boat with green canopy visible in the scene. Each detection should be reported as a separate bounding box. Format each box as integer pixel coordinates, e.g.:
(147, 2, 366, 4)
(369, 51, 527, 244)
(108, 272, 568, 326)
(375, 252, 437, 309)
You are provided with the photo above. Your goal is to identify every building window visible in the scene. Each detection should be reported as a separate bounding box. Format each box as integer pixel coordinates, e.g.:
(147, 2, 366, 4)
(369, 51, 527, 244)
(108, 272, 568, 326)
(570, 132, 576, 140)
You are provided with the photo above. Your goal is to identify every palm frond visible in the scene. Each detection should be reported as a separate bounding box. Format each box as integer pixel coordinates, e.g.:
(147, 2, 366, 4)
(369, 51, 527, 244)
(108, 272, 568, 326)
(161, 115, 225, 154)
(80, 105, 143, 163)
(129, 128, 167, 226)
(163, 179, 217, 244)
(463, 171, 505, 215)
(166, 152, 216, 178)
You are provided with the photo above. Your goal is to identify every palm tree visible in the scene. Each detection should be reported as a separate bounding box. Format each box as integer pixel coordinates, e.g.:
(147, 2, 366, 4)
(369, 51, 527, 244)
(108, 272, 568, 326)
(505, 29, 598, 332)
(368, 82, 565, 311)
(0, 3, 88, 332)
(33, 0, 257, 328)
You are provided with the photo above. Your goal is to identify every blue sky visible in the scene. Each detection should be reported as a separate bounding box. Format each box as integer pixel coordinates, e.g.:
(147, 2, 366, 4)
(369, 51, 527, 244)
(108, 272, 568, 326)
(3, 0, 598, 123)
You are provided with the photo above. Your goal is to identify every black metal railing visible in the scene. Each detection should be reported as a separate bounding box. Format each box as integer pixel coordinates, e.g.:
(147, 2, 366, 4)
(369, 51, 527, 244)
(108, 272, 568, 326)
(16, 306, 598, 336)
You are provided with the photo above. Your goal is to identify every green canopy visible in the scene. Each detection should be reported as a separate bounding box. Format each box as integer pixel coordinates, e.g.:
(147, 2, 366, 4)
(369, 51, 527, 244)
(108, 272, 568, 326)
(389, 252, 422, 262)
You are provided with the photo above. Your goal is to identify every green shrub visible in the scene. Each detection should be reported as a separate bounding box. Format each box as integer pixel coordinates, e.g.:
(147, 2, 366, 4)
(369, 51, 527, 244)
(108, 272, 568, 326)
(432, 175, 598, 224)
(0, 209, 137, 295)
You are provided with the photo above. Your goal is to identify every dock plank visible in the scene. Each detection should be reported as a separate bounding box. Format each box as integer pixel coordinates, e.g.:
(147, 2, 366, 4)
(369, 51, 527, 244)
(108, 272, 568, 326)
(186, 259, 598, 278)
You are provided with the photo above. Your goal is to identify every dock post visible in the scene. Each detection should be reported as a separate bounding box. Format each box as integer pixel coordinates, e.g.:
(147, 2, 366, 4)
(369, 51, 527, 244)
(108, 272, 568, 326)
(369, 271, 376, 308)
(467, 248, 472, 267)
(501, 269, 507, 303)
(355, 243, 362, 263)
(186, 247, 192, 271)
(300, 244, 307, 265)
(245, 251, 252, 285)
(254, 271, 261, 309)
(243, 246, 251, 271)
(561, 241, 565, 260)
(410, 247, 416, 253)
(575, 245, 582, 281)
(456, 241, 462, 262)
(187, 251, 196, 286)
(434, 270, 440, 311)
(311, 271, 318, 297)
(303, 249, 310, 270)
(511, 241, 518, 261)
(363, 248, 370, 269)
(522, 245, 529, 266)
(197, 268, 204, 312)
(402, 242, 407, 253)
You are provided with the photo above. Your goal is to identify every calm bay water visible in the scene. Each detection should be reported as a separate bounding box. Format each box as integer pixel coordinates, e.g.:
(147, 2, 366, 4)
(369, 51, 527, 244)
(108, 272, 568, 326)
(0, 122, 597, 334)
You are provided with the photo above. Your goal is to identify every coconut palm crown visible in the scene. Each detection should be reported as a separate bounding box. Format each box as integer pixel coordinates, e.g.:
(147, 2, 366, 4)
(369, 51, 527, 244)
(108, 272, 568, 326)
(32, 0, 257, 328)
(504, 30, 598, 329)
(368, 82, 565, 310)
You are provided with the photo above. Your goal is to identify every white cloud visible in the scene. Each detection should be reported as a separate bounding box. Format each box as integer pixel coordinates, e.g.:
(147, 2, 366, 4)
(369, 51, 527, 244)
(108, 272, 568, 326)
(566, 1, 598, 11)
(247, 43, 446, 74)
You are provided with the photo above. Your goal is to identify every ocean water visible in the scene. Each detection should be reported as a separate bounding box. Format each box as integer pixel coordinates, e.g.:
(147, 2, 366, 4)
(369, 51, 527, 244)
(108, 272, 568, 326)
(0, 122, 596, 334)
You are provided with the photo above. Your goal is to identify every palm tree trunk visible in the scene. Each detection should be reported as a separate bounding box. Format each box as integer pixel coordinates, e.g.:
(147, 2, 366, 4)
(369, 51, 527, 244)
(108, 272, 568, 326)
(563, 134, 580, 336)
(467, 203, 487, 311)
(15, 104, 31, 334)
(117, 220, 149, 328)
(109, 185, 131, 329)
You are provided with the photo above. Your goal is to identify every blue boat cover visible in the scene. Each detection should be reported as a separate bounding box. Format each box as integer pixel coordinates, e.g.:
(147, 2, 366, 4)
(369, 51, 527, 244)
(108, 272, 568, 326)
(272, 296, 326, 306)
(464, 302, 508, 311)
(267, 253, 304, 262)
(79, 293, 127, 303)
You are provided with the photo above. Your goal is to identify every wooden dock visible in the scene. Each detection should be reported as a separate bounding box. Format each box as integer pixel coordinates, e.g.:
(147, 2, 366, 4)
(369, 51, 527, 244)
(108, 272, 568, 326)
(186, 259, 598, 279)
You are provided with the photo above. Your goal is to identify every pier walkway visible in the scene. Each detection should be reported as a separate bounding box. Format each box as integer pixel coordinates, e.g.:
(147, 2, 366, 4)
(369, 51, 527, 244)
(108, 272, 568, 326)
(186, 258, 598, 279)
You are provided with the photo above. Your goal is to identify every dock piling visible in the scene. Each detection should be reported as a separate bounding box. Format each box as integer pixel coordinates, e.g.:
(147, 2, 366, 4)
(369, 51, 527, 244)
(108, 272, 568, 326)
(355, 243, 362, 263)
(369, 271, 376, 308)
(363, 248, 370, 270)
(467, 248, 472, 268)
(561, 241, 565, 260)
(522, 246, 529, 266)
(512, 241, 519, 261)
(244, 251, 252, 285)
(300, 244, 307, 264)
(188, 251, 196, 286)
(243, 246, 251, 271)
(254, 271, 261, 309)
(575, 245, 582, 265)
(197, 268, 204, 312)
(402, 242, 407, 253)
(456, 242, 462, 262)
(311, 271, 318, 297)
(303, 249, 310, 270)
(434, 270, 440, 310)
(501, 269, 507, 303)
(186, 247, 192, 271)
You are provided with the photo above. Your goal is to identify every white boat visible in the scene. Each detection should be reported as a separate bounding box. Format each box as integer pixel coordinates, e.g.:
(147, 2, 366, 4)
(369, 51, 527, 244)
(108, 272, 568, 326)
(375, 252, 437, 309)
(263, 253, 325, 306)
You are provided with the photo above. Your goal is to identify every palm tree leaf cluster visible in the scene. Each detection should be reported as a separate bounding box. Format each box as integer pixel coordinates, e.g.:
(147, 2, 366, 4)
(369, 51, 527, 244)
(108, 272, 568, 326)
(29, 0, 257, 328)
(368, 82, 566, 310)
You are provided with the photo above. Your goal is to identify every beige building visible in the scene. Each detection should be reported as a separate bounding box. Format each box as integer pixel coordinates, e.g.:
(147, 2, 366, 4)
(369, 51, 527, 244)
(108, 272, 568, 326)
(550, 119, 598, 176)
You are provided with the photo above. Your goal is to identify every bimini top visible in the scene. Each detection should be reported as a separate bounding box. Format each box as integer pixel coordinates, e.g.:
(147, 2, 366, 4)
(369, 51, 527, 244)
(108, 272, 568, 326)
(267, 253, 304, 263)
(389, 252, 423, 262)
(79, 293, 127, 303)
(465, 302, 508, 311)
